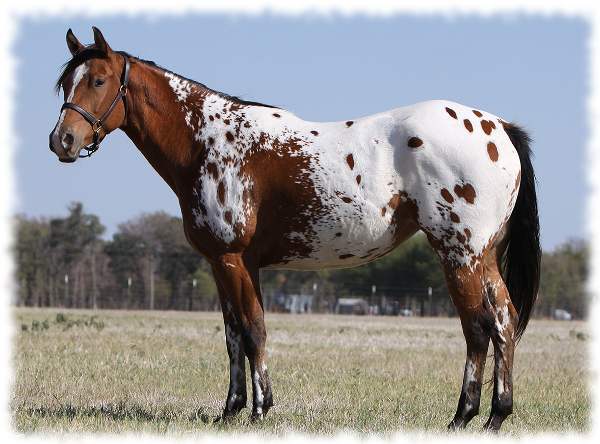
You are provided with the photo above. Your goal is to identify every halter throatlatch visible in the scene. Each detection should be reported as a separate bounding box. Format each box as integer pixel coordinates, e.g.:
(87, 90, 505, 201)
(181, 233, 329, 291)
(60, 53, 130, 158)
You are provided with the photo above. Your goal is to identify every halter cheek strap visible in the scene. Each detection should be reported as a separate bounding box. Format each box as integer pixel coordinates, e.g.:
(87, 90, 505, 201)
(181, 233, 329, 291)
(60, 53, 130, 158)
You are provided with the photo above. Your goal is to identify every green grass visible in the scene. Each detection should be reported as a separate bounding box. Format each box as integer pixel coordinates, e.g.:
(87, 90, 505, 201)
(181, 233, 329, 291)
(11, 308, 590, 435)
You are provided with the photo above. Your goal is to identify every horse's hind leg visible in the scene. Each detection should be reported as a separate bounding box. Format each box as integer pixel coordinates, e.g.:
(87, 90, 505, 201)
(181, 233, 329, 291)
(481, 260, 517, 432)
(444, 265, 491, 430)
(443, 249, 517, 432)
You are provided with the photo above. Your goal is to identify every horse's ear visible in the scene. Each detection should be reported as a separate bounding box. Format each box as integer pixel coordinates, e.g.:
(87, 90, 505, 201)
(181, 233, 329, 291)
(92, 26, 111, 54)
(66, 29, 84, 56)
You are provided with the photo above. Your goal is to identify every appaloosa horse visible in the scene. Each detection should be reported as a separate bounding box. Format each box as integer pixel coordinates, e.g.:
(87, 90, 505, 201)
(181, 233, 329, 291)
(49, 28, 540, 431)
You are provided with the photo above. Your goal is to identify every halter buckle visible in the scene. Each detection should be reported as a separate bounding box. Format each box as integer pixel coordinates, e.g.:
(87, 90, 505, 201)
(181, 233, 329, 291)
(92, 121, 103, 133)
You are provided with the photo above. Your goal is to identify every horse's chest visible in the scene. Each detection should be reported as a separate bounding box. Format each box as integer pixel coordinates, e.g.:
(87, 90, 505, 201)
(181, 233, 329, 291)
(190, 157, 255, 246)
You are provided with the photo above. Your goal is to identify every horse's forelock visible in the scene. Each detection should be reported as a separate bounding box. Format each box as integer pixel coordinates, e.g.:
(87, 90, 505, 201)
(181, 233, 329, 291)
(55, 46, 109, 94)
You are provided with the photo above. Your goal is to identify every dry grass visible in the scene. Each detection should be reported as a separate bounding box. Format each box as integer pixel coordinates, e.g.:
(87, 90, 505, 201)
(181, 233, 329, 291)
(11, 308, 590, 436)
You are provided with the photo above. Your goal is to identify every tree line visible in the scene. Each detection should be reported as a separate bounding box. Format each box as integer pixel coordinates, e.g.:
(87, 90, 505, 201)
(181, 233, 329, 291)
(13, 202, 588, 318)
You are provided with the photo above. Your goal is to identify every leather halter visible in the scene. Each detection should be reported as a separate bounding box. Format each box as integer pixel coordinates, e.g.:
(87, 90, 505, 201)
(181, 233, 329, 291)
(59, 53, 130, 158)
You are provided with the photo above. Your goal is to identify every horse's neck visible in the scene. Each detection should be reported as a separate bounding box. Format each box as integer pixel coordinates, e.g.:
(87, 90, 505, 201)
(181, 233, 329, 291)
(120, 60, 213, 193)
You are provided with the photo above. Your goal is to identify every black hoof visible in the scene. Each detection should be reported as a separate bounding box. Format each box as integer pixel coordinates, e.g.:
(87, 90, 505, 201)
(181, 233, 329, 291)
(447, 418, 465, 430)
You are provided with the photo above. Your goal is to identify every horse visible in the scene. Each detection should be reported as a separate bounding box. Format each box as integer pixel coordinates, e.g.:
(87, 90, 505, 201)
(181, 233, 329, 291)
(48, 27, 540, 431)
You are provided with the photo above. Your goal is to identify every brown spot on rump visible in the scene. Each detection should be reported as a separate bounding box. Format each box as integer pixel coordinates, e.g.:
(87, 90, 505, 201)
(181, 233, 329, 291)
(208, 137, 215, 145)
(450, 212, 460, 223)
(454, 183, 476, 204)
(346, 154, 355, 170)
(441, 188, 454, 203)
(339, 254, 354, 259)
(341, 196, 353, 204)
(215, 113, 220, 119)
(206, 162, 218, 180)
(445, 107, 457, 119)
(224, 210, 232, 224)
(356, 175, 362, 185)
(346, 121, 354, 127)
(472, 110, 483, 117)
(463, 119, 473, 132)
(487, 142, 499, 162)
(223, 118, 231, 125)
(489, 120, 496, 129)
(407, 137, 423, 148)
(217, 182, 226, 205)
(209, 115, 214, 121)
(225, 131, 235, 142)
(456, 231, 466, 244)
(464, 227, 472, 240)
(481, 120, 493, 135)
(272, 113, 281, 118)
(310, 130, 319, 136)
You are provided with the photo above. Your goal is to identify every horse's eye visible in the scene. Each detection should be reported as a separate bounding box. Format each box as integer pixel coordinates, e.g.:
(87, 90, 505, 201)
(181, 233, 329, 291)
(94, 79, 105, 87)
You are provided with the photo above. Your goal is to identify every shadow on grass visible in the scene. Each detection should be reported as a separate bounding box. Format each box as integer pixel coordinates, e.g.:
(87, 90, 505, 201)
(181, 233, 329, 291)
(20, 402, 217, 425)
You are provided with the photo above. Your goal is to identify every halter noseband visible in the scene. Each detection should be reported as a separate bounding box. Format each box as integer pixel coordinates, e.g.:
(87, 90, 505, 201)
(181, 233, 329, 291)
(59, 53, 130, 158)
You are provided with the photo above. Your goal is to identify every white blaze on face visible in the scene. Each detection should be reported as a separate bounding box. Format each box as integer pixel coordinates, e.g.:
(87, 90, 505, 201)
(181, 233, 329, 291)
(53, 63, 89, 149)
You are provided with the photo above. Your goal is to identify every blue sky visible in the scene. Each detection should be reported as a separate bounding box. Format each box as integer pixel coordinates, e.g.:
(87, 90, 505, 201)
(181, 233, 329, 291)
(14, 14, 588, 251)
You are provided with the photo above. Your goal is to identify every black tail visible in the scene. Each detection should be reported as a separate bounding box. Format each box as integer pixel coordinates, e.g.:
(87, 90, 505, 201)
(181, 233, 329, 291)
(501, 122, 541, 342)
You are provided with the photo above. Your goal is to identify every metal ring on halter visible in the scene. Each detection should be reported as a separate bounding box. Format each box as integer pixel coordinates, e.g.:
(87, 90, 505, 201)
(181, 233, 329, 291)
(60, 52, 130, 159)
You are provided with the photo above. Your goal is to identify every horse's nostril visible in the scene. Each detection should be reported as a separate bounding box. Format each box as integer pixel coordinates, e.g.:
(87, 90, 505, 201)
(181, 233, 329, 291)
(62, 132, 74, 148)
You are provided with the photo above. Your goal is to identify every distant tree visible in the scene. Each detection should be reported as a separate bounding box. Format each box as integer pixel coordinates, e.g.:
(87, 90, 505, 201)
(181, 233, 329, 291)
(539, 239, 588, 318)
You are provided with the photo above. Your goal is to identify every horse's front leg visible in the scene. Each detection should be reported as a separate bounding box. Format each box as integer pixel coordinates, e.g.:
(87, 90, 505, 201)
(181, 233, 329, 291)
(212, 253, 273, 421)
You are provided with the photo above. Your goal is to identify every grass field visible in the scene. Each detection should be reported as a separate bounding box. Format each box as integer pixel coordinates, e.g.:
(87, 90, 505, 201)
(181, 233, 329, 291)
(11, 308, 590, 436)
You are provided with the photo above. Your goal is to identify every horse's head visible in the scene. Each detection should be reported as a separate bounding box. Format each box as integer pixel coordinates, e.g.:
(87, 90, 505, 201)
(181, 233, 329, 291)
(49, 27, 128, 162)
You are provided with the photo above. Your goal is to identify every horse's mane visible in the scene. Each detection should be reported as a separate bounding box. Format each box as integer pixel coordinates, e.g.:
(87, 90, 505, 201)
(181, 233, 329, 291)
(55, 47, 279, 109)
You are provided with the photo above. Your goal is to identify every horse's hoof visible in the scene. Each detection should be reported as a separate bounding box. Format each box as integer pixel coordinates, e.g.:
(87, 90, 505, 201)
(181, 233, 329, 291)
(250, 409, 265, 422)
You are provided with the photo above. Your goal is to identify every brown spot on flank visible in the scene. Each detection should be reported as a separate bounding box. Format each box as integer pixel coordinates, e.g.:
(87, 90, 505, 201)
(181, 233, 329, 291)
(464, 228, 472, 240)
(339, 254, 354, 259)
(445, 107, 457, 119)
(346, 121, 354, 127)
(206, 162, 218, 180)
(408, 137, 423, 148)
(489, 120, 496, 129)
(225, 131, 235, 142)
(224, 211, 232, 224)
(217, 182, 226, 205)
(223, 118, 231, 125)
(341, 196, 353, 204)
(472, 110, 483, 117)
(244, 121, 251, 128)
(450, 212, 461, 223)
(209, 115, 214, 121)
(463, 119, 473, 132)
(346, 154, 355, 170)
(215, 113, 220, 119)
(441, 188, 454, 203)
(207, 137, 215, 145)
(356, 175, 362, 185)
(272, 113, 281, 118)
(456, 232, 466, 244)
(481, 120, 493, 135)
(310, 130, 319, 136)
(454, 183, 476, 204)
(487, 142, 499, 162)
(381, 207, 387, 216)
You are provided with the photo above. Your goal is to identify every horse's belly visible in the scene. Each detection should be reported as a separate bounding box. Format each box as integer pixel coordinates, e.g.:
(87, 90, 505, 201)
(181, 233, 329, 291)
(264, 206, 407, 270)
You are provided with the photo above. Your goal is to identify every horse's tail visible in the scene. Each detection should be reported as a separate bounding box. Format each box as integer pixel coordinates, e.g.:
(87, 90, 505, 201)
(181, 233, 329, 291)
(500, 122, 541, 342)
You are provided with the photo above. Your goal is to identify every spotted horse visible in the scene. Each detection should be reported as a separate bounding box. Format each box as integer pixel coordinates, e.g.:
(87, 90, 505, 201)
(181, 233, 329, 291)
(49, 28, 541, 431)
